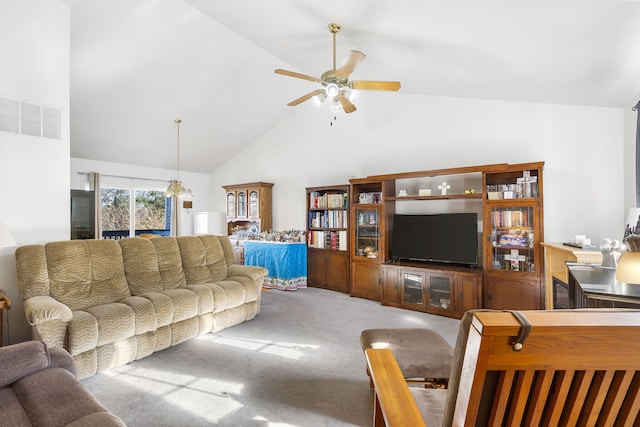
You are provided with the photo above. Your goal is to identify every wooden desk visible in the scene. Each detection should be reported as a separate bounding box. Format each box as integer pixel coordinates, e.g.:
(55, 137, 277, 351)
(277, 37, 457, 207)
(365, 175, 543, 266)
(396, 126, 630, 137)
(568, 263, 640, 308)
(540, 242, 602, 309)
(0, 290, 12, 346)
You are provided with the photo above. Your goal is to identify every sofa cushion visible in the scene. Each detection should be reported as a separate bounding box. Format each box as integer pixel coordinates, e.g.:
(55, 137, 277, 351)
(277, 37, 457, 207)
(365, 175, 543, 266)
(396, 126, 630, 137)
(0, 387, 32, 425)
(161, 289, 200, 323)
(178, 235, 228, 284)
(119, 238, 164, 294)
(119, 237, 187, 294)
(68, 311, 99, 356)
(151, 237, 187, 289)
(213, 280, 247, 309)
(46, 240, 130, 311)
(119, 295, 158, 334)
(224, 274, 259, 303)
(86, 303, 136, 346)
(140, 292, 174, 327)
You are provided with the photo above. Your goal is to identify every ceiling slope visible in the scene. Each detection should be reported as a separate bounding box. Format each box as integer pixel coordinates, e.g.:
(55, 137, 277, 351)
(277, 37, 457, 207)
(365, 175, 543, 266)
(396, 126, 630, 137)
(66, 0, 640, 172)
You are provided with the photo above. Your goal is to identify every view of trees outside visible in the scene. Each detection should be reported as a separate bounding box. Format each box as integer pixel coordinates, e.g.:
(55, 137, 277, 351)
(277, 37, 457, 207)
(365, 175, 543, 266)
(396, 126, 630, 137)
(100, 187, 168, 233)
(101, 188, 130, 231)
(134, 190, 167, 229)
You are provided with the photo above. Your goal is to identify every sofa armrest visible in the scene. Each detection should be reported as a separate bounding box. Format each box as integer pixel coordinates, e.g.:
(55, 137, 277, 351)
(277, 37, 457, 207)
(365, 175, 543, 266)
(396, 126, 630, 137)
(227, 264, 268, 281)
(23, 295, 73, 326)
(366, 348, 427, 427)
(49, 346, 78, 376)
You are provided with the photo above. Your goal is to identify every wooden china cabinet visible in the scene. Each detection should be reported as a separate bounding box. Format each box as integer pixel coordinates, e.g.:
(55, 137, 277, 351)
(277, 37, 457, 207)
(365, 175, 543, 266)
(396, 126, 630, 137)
(482, 162, 545, 310)
(222, 182, 273, 239)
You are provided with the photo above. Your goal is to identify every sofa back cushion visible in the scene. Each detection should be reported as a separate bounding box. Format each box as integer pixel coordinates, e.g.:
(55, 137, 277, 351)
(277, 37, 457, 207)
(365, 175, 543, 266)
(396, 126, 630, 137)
(45, 240, 130, 311)
(177, 235, 228, 284)
(150, 237, 186, 289)
(119, 237, 186, 294)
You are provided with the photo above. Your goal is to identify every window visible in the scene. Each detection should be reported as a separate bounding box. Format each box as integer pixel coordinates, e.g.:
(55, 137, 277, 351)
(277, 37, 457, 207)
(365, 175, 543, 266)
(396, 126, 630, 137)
(100, 186, 172, 239)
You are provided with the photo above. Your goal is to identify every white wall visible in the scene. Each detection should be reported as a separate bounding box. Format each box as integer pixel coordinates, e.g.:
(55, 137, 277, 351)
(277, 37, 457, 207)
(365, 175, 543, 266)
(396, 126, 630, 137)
(71, 158, 212, 236)
(624, 108, 637, 212)
(210, 91, 624, 246)
(0, 0, 70, 344)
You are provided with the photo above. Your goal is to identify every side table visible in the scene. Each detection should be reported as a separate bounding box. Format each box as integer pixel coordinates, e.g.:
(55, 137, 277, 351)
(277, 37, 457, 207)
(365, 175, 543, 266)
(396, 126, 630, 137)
(0, 290, 12, 346)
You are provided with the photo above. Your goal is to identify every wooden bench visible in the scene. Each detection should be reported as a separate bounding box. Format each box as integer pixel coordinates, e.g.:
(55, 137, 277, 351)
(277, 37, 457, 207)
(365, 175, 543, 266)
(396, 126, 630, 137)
(365, 310, 640, 426)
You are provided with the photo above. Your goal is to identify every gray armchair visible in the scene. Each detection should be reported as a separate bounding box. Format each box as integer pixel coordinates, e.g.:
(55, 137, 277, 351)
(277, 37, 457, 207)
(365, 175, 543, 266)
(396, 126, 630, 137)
(0, 340, 126, 426)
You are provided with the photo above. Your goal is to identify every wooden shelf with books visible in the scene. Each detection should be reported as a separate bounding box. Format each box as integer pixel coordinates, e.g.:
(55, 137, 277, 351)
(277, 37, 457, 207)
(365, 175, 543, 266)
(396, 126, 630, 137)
(348, 161, 544, 317)
(306, 185, 350, 293)
(483, 162, 545, 310)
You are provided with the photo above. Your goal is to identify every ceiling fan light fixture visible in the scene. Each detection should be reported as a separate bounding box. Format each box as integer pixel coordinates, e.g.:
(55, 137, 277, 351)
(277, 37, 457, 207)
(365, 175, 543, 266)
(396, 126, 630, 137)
(331, 99, 342, 112)
(325, 83, 339, 98)
(347, 89, 357, 103)
(274, 23, 400, 114)
(313, 92, 327, 106)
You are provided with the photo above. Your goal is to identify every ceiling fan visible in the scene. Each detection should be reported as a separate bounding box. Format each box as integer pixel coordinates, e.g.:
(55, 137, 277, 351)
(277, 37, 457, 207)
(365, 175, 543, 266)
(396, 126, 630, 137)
(274, 23, 401, 114)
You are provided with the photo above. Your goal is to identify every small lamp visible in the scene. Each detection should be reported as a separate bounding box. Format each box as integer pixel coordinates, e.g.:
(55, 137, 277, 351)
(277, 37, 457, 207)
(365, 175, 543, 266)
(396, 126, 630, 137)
(0, 220, 16, 248)
(616, 234, 640, 284)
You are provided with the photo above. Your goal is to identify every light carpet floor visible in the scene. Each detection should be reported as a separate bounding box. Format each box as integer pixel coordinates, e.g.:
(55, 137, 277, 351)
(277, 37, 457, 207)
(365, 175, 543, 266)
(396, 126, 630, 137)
(83, 287, 459, 426)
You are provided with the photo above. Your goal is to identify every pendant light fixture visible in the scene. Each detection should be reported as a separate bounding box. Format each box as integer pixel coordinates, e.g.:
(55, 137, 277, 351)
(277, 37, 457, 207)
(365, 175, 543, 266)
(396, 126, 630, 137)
(165, 119, 192, 198)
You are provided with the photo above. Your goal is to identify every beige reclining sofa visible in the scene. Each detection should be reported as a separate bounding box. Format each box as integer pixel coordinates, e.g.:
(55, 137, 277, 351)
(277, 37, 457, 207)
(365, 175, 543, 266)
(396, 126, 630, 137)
(15, 235, 267, 379)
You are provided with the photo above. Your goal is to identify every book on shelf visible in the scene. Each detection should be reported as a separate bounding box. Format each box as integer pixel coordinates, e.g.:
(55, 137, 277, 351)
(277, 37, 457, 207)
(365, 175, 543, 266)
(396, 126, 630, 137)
(309, 192, 348, 209)
(308, 209, 348, 229)
(307, 230, 347, 251)
(492, 209, 529, 228)
(338, 230, 347, 251)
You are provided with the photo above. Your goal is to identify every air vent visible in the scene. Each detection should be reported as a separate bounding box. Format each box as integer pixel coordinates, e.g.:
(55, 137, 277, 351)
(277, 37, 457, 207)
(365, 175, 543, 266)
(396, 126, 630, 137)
(0, 96, 61, 140)
(0, 97, 19, 133)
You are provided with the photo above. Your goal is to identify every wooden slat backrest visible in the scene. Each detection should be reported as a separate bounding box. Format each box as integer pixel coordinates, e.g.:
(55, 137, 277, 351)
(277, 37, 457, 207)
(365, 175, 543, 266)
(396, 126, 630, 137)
(456, 311, 640, 426)
(366, 310, 640, 427)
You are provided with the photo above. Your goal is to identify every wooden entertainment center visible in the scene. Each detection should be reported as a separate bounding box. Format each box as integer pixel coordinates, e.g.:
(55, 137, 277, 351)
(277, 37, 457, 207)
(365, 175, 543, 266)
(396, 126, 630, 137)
(307, 162, 545, 319)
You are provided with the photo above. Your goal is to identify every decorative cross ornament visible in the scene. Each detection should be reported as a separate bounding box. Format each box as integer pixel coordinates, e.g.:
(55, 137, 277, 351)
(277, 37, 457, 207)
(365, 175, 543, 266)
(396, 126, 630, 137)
(520, 171, 532, 198)
(438, 182, 451, 195)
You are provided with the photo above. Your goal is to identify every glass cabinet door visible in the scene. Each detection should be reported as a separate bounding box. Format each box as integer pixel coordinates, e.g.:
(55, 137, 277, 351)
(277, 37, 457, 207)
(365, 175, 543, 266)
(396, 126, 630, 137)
(237, 191, 247, 218)
(489, 206, 535, 272)
(354, 208, 380, 259)
(403, 272, 423, 304)
(226, 192, 235, 218)
(428, 276, 452, 309)
(248, 190, 259, 218)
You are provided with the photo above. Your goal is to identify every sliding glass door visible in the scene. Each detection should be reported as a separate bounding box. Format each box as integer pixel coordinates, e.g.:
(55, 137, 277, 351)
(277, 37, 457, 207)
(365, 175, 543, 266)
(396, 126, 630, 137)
(100, 187, 172, 239)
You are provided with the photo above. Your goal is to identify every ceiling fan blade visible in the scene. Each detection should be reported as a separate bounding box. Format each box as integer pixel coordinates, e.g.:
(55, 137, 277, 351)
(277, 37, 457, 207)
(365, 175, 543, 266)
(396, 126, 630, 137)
(287, 89, 325, 106)
(349, 80, 401, 91)
(335, 50, 366, 79)
(338, 92, 357, 113)
(275, 69, 323, 84)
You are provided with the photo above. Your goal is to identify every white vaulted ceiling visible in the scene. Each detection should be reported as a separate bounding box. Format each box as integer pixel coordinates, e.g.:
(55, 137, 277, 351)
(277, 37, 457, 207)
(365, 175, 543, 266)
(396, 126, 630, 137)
(64, 0, 640, 173)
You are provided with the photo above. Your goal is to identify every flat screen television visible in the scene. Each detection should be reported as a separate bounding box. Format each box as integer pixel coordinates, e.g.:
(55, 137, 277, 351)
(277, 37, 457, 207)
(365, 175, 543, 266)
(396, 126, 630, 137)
(391, 213, 479, 266)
